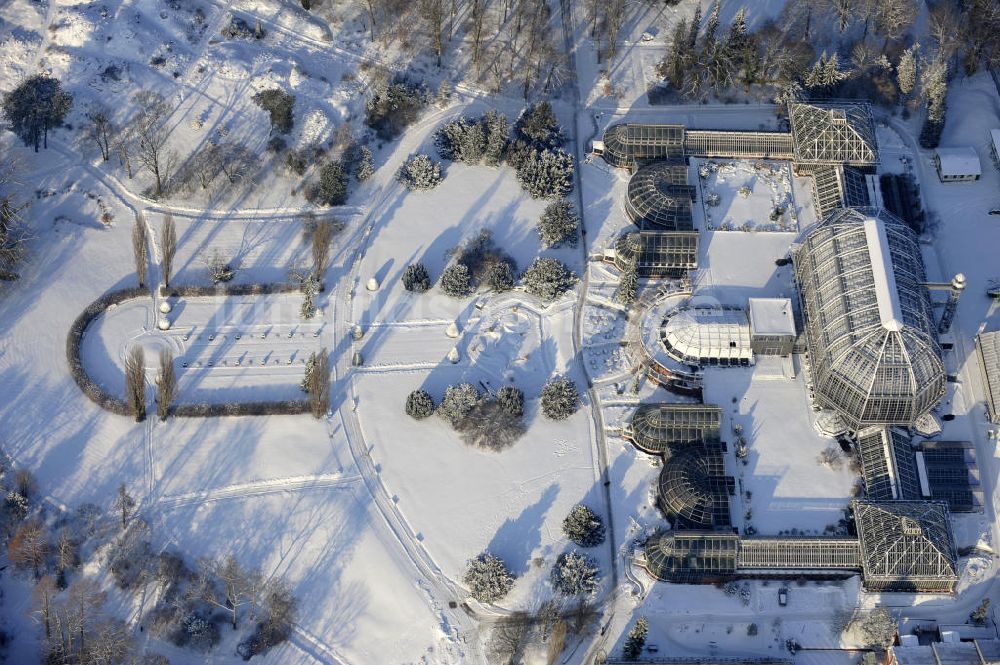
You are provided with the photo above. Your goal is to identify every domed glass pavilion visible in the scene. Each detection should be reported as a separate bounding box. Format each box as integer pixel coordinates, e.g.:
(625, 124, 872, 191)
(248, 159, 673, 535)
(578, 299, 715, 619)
(793, 207, 945, 429)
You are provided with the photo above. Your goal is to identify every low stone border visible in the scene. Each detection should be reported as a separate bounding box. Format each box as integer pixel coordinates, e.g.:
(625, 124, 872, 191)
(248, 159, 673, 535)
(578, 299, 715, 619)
(68, 285, 320, 418)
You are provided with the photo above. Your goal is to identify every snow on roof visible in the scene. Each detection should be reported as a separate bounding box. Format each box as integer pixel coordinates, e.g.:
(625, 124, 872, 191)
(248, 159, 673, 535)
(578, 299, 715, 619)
(977, 330, 1000, 422)
(863, 217, 904, 332)
(935, 147, 982, 176)
(747, 297, 795, 336)
(660, 307, 752, 363)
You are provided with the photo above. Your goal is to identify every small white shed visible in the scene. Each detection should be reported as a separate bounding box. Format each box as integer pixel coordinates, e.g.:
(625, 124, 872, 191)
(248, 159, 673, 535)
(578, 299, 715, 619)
(990, 129, 1000, 168)
(934, 147, 982, 182)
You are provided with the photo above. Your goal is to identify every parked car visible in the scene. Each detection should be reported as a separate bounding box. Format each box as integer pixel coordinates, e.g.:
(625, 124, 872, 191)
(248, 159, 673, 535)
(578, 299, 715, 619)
(778, 588, 788, 606)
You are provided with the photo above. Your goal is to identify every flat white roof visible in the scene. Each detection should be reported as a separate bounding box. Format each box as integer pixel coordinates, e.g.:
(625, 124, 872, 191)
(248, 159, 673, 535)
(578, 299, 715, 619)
(747, 297, 795, 336)
(935, 147, 982, 176)
(863, 217, 904, 332)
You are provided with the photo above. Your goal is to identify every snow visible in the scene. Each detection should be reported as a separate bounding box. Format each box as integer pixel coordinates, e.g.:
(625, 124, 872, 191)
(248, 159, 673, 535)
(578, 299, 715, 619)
(934, 147, 983, 178)
(863, 217, 905, 332)
(747, 298, 795, 337)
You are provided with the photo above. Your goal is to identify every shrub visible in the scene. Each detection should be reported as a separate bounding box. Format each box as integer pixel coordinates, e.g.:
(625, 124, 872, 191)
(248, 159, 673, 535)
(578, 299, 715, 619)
(464, 552, 514, 603)
(252, 89, 295, 134)
(538, 199, 579, 248)
(397, 154, 443, 190)
(495, 385, 524, 418)
(365, 79, 428, 140)
(440, 263, 472, 298)
(522, 257, 576, 301)
(540, 377, 579, 420)
(551, 551, 600, 596)
(562, 505, 605, 547)
(316, 161, 348, 205)
(221, 15, 263, 40)
(486, 260, 514, 292)
(402, 262, 432, 292)
(406, 389, 436, 419)
(437, 383, 480, 427)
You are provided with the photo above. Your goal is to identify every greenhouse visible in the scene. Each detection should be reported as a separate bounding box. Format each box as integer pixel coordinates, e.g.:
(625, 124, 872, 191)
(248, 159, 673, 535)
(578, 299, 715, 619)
(737, 537, 861, 570)
(789, 102, 878, 166)
(857, 426, 923, 501)
(657, 444, 734, 529)
(853, 500, 958, 593)
(660, 306, 753, 366)
(599, 123, 685, 169)
(612, 231, 699, 278)
(624, 161, 696, 230)
(642, 530, 739, 582)
(793, 207, 945, 429)
(622, 403, 722, 455)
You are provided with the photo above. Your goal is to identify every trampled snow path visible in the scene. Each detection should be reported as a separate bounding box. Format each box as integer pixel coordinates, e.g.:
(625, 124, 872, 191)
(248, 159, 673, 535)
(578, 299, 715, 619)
(154, 472, 363, 510)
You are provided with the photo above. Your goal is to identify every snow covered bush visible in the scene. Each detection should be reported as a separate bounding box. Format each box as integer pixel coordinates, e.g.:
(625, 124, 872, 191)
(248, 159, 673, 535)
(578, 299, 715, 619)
(463, 552, 515, 603)
(435, 117, 487, 163)
(511, 147, 574, 199)
(316, 161, 348, 205)
(540, 377, 580, 420)
(402, 262, 432, 292)
(220, 15, 263, 40)
(486, 260, 514, 292)
(206, 249, 235, 283)
(252, 89, 295, 134)
(365, 79, 429, 140)
(562, 504, 605, 547)
(522, 258, 576, 302)
(496, 385, 524, 418)
(551, 551, 600, 596)
(405, 389, 436, 419)
(538, 199, 579, 248)
(437, 383, 481, 427)
(439, 263, 472, 298)
(397, 154, 443, 191)
(615, 262, 638, 305)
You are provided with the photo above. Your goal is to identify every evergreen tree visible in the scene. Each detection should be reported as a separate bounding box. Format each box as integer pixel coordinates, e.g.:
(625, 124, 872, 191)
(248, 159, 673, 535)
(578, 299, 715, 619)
(405, 389, 436, 419)
(702, 0, 721, 51)
(252, 89, 295, 134)
(514, 148, 574, 199)
(486, 260, 514, 292)
(482, 110, 510, 167)
(435, 117, 486, 163)
(515, 101, 563, 149)
(551, 551, 600, 596)
(402, 262, 432, 292)
(463, 552, 514, 603)
(727, 8, 748, 52)
(356, 146, 374, 182)
(822, 53, 847, 87)
(919, 57, 948, 148)
(687, 5, 702, 52)
(539, 377, 580, 420)
(316, 161, 348, 205)
(522, 257, 577, 301)
(537, 199, 579, 248)
(623, 616, 649, 660)
(897, 44, 918, 97)
(397, 154, 443, 190)
(562, 505, 606, 547)
(2, 74, 73, 151)
(615, 262, 638, 305)
(495, 385, 524, 418)
(438, 383, 480, 427)
(440, 262, 472, 297)
(666, 19, 689, 90)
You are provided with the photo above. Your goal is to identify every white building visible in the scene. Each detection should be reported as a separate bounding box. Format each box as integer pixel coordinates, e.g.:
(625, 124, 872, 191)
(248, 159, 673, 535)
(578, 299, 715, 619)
(934, 147, 982, 182)
(747, 297, 796, 356)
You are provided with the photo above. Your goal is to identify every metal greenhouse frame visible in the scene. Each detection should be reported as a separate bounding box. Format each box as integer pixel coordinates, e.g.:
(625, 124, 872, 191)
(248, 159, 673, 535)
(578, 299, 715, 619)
(624, 161, 696, 230)
(623, 403, 722, 454)
(612, 231, 699, 277)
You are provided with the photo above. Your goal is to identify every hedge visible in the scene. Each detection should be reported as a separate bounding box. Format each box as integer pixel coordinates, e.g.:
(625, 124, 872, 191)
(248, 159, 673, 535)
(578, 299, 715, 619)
(171, 400, 311, 418)
(66, 287, 150, 416)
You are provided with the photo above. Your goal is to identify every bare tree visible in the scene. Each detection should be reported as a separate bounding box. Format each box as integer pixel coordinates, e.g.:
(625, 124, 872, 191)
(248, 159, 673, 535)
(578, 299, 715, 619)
(86, 107, 114, 161)
(88, 620, 135, 664)
(33, 575, 58, 640)
(132, 92, 177, 198)
(308, 348, 330, 418)
(132, 213, 148, 288)
(0, 155, 31, 282)
(124, 346, 146, 421)
(470, 0, 487, 74)
(113, 125, 135, 179)
(603, 0, 626, 63)
(547, 619, 568, 665)
(156, 349, 176, 421)
(311, 219, 335, 279)
(196, 555, 259, 630)
(8, 519, 49, 575)
(161, 213, 176, 287)
(488, 612, 531, 664)
(113, 483, 135, 531)
(422, 0, 446, 66)
(875, 0, 918, 49)
(56, 529, 78, 576)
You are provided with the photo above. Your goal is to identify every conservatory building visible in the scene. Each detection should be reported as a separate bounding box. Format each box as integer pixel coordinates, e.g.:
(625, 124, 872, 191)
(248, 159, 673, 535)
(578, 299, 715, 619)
(793, 207, 945, 430)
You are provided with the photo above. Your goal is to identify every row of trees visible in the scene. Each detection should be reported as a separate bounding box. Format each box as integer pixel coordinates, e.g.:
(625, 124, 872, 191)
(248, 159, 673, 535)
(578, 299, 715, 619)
(405, 376, 579, 428)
